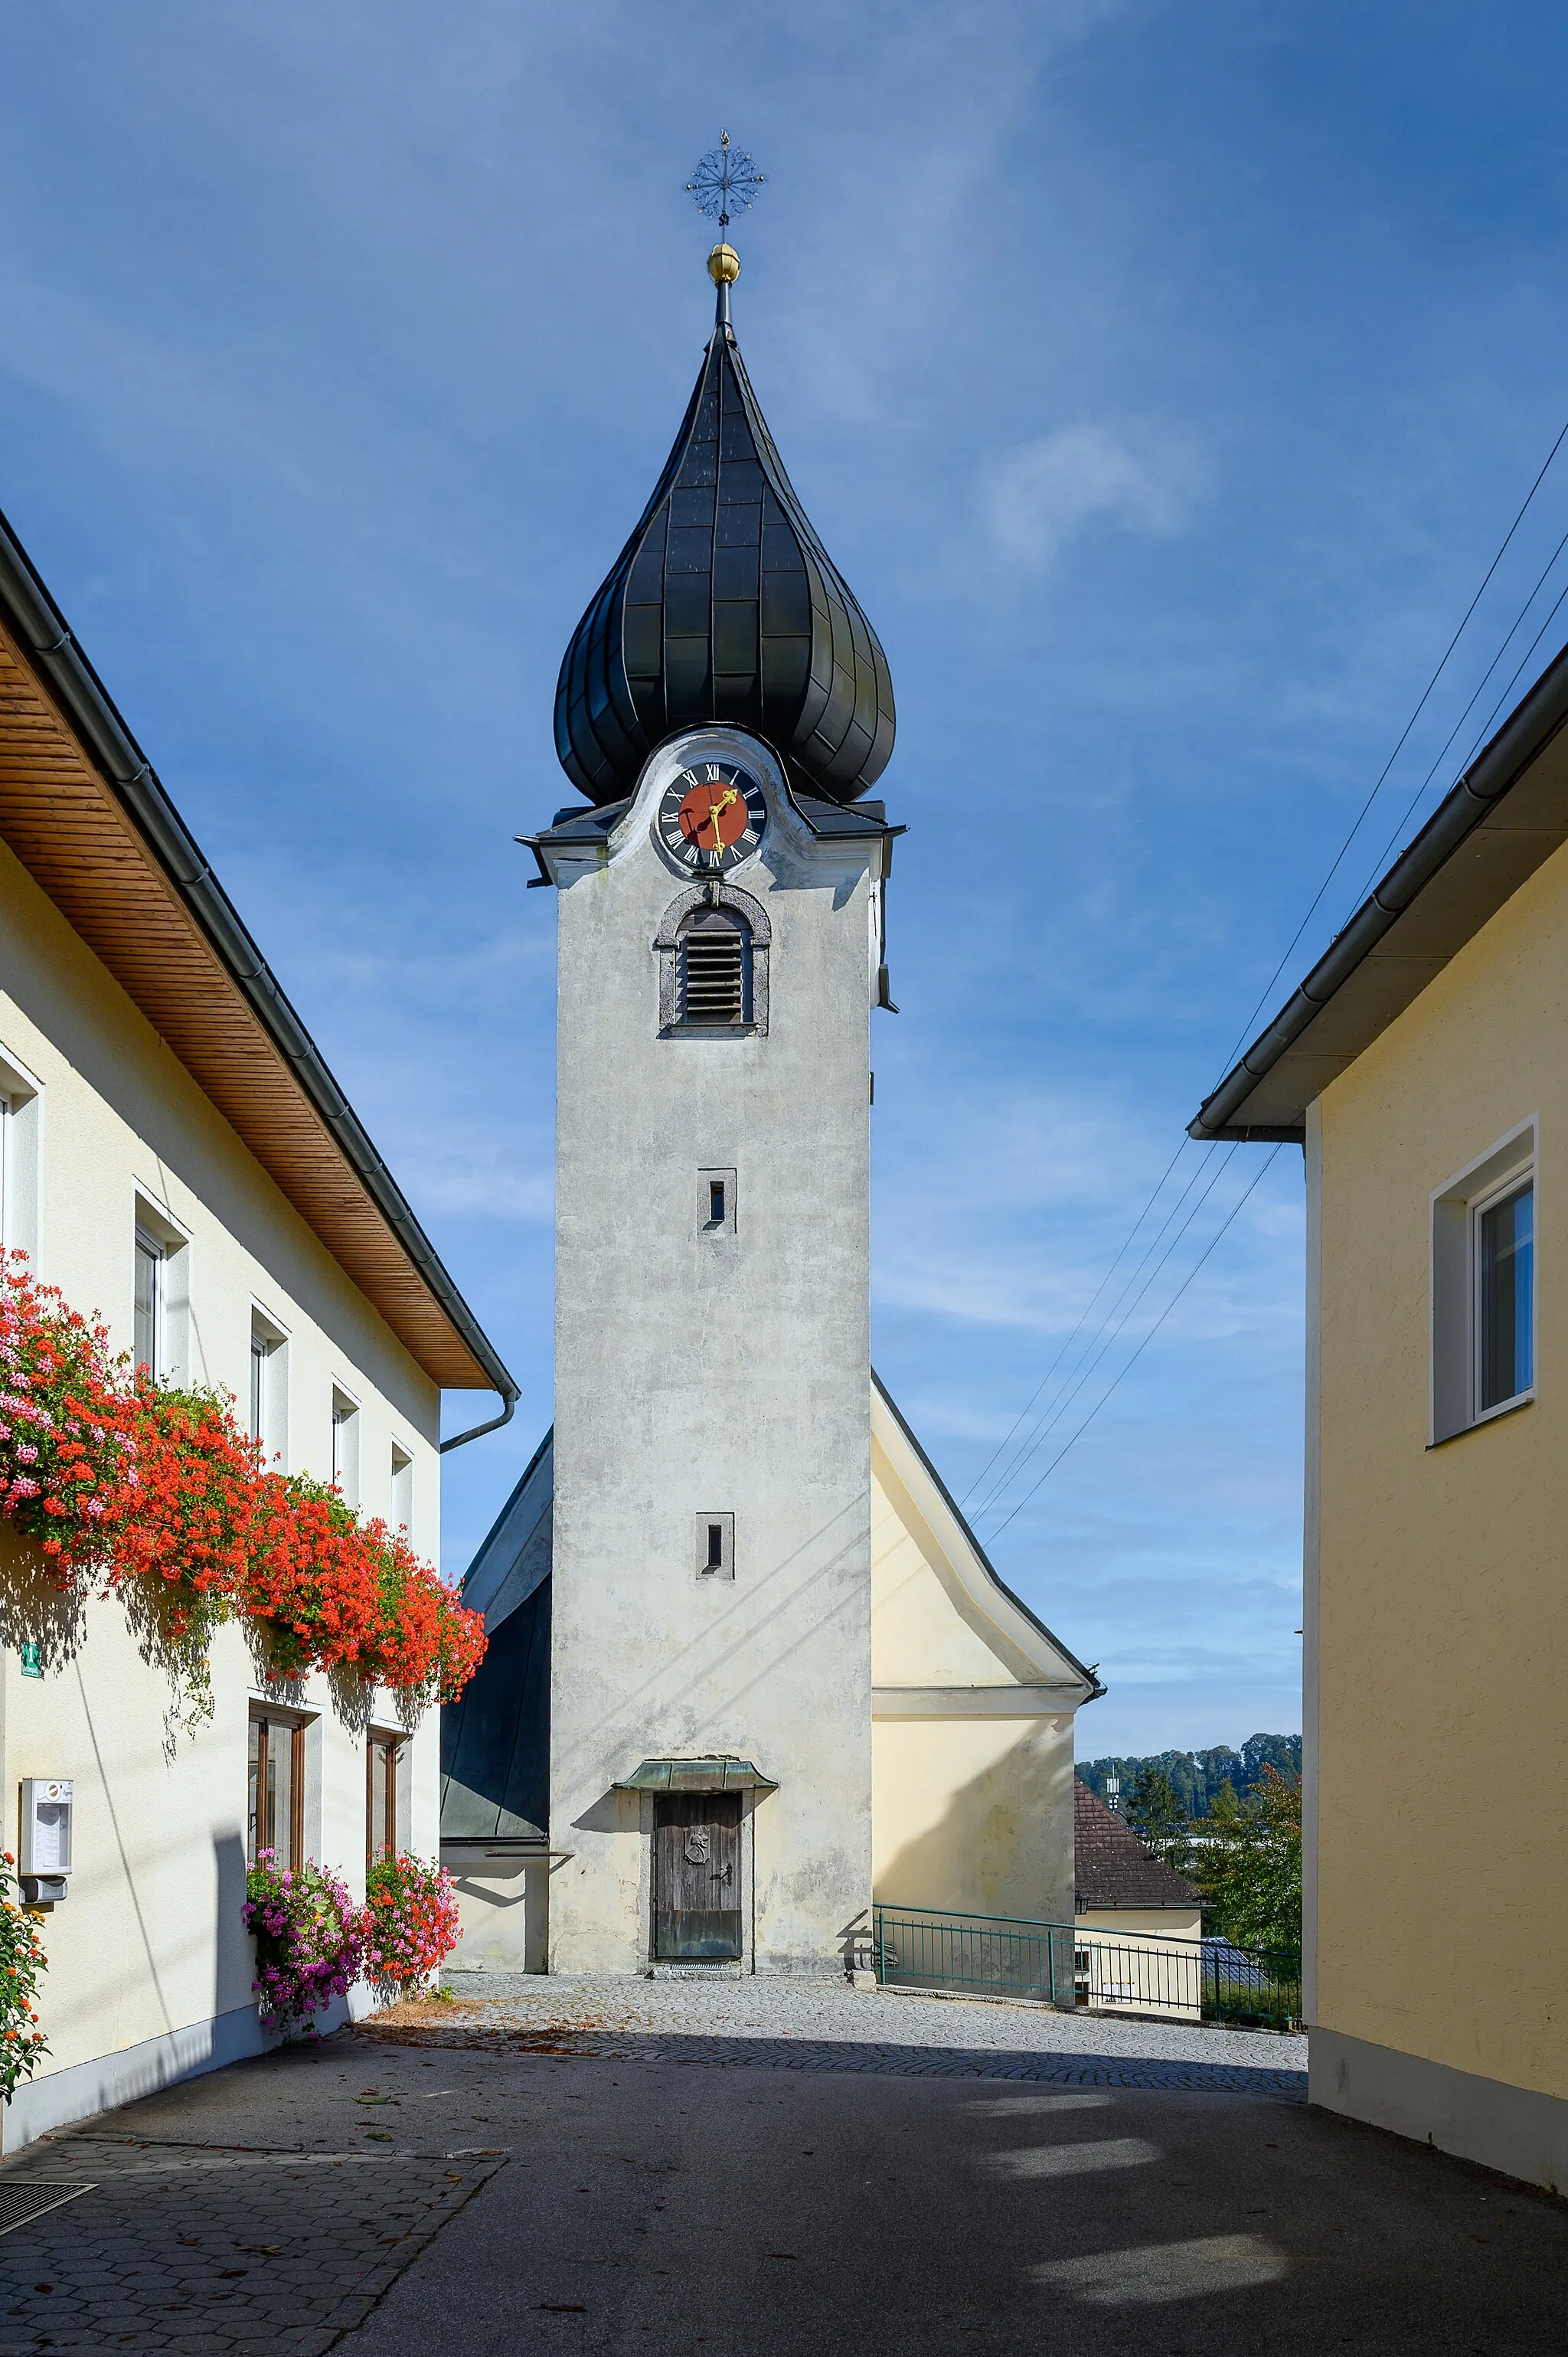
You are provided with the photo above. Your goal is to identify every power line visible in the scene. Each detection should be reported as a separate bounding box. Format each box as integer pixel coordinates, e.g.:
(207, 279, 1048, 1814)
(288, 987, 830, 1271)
(1349, 516, 1568, 907)
(972, 1141, 1241, 1525)
(985, 1147, 1284, 1541)
(1220, 410, 1568, 1074)
(959, 1135, 1194, 1509)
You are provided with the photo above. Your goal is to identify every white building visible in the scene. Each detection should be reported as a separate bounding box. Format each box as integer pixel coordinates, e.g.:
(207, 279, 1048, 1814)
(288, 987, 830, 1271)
(440, 247, 1102, 1980)
(0, 502, 514, 2144)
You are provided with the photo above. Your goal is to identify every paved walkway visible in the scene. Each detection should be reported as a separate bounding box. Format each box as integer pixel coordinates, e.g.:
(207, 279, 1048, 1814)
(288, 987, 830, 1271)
(421, 1972, 1307, 2091)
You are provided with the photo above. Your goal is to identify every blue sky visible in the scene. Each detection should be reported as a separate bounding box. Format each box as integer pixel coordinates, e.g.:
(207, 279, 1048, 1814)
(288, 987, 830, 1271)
(4, 2, 1568, 1753)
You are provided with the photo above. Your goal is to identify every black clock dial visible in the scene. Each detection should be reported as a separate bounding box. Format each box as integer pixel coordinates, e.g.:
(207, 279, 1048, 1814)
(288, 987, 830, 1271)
(656, 761, 767, 874)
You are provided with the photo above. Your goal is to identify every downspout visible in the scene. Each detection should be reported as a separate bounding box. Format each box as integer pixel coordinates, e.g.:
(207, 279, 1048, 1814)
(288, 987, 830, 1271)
(439, 1392, 518, 1455)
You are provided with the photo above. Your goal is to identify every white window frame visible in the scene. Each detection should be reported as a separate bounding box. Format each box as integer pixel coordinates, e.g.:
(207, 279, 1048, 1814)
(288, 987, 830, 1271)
(133, 1227, 164, 1378)
(331, 1384, 361, 1509)
(0, 1045, 44, 1272)
(249, 1304, 289, 1468)
(390, 1442, 413, 1535)
(132, 1193, 191, 1384)
(1430, 1116, 1537, 1446)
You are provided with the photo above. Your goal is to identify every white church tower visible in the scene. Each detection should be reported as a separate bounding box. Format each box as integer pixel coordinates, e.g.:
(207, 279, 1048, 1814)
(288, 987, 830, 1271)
(439, 202, 1102, 1986)
(529, 233, 898, 1976)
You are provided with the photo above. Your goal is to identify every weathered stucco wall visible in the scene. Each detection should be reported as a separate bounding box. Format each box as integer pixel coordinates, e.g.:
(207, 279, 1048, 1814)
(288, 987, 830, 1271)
(548, 731, 876, 1976)
(0, 833, 444, 2144)
(1312, 831, 1568, 2107)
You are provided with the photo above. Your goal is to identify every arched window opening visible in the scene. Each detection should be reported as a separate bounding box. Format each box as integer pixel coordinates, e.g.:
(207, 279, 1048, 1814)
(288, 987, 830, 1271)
(655, 881, 770, 1037)
(679, 907, 752, 1027)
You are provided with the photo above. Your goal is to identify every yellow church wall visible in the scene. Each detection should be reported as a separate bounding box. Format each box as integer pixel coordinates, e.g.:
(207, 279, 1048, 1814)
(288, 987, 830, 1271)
(871, 1711, 1076, 1922)
(871, 1462, 1015, 1687)
(868, 1391, 1090, 1927)
(1311, 830, 1568, 2105)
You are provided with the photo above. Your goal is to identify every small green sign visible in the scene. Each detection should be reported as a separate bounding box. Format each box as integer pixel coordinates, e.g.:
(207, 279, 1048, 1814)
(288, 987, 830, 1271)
(18, 1643, 42, 1680)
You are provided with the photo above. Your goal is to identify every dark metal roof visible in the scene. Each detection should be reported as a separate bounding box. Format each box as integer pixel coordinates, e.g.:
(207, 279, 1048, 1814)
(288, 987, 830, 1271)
(554, 304, 895, 807)
(1191, 636, 1568, 1143)
(439, 1577, 550, 1841)
(614, 1757, 779, 1794)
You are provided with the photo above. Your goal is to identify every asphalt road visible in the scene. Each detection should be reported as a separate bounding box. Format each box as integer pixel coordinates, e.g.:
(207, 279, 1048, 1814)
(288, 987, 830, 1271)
(11, 2016, 1559, 2356)
(345, 2040, 1565, 2357)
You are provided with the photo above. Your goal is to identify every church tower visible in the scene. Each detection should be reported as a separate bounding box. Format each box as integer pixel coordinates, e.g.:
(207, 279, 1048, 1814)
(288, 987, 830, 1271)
(527, 230, 898, 1976)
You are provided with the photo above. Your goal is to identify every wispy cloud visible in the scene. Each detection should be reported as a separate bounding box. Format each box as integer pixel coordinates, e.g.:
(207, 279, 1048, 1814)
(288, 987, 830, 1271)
(978, 421, 1197, 573)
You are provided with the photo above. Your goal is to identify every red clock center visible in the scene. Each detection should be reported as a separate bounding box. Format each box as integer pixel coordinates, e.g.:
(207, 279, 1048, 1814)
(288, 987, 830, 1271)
(678, 781, 748, 852)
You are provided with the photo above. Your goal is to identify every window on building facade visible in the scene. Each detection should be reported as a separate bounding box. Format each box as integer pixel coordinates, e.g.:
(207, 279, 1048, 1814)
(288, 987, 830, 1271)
(0, 1049, 41, 1269)
(695, 1509, 734, 1580)
(1431, 1121, 1537, 1443)
(390, 1444, 413, 1534)
(331, 1387, 361, 1508)
(1478, 1177, 1534, 1413)
(133, 1197, 190, 1381)
(366, 1731, 403, 1859)
(678, 908, 751, 1025)
(133, 1228, 163, 1375)
(249, 1308, 288, 1465)
(247, 1709, 306, 1871)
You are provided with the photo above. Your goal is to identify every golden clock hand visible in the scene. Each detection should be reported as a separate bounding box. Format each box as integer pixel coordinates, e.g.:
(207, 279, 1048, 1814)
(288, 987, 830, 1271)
(706, 786, 739, 851)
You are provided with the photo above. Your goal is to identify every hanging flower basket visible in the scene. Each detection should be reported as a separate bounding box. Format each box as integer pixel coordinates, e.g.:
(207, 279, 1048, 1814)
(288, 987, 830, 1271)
(361, 1852, 462, 1996)
(243, 1852, 364, 2031)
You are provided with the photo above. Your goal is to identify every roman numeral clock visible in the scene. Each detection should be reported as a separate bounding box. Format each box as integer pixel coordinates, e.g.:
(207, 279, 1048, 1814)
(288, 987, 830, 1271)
(656, 760, 768, 874)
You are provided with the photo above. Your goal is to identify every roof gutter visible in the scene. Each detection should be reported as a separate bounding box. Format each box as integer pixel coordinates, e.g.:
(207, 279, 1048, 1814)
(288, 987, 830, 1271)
(0, 503, 519, 1431)
(1191, 637, 1568, 1142)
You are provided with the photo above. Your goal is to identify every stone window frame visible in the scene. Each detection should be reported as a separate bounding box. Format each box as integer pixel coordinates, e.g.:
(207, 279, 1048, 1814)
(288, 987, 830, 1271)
(655, 881, 771, 1037)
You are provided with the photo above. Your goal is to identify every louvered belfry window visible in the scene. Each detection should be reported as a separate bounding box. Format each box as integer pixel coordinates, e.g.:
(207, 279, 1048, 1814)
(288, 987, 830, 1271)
(678, 909, 750, 1026)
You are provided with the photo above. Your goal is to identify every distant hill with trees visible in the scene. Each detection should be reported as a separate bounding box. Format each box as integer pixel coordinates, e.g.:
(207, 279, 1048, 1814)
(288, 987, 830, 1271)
(1078, 1734, 1302, 1821)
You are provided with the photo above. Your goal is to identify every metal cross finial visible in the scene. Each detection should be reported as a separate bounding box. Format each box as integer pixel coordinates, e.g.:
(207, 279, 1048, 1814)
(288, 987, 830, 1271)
(685, 129, 766, 240)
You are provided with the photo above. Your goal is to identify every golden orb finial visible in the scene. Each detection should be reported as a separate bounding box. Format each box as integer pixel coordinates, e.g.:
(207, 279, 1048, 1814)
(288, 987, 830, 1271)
(707, 241, 740, 288)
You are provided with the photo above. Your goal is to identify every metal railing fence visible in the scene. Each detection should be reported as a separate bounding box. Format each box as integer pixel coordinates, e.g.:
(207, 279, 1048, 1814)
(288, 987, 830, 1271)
(871, 1904, 1302, 2031)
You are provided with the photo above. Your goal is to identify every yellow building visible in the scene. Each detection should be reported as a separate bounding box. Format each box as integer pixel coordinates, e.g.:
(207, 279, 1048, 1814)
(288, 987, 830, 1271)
(1192, 641, 1568, 2191)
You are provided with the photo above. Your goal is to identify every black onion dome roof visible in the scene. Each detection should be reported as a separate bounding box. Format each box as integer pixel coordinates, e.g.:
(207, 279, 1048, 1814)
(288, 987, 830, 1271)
(554, 319, 895, 806)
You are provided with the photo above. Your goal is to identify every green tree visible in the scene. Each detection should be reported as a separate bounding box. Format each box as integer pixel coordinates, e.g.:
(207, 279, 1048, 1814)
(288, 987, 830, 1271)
(1190, 1766, 1302, 1957)
(1127, 1766, 1190, 1866)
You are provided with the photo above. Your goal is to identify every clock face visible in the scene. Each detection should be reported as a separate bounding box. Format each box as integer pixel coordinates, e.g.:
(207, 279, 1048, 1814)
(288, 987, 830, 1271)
(656, 760, 767, 874)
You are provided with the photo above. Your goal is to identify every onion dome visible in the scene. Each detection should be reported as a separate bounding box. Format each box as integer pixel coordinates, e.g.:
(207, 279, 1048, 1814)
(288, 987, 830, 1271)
(554, 250, 896, 806)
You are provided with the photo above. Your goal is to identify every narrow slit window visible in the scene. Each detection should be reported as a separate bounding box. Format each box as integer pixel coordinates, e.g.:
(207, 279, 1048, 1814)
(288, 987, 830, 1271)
(709, 1178, 726, 1224)
(1478, 1180, 1534, 1412)
(695, 1510, 734, 1579)
(678, 910, 750, 1026)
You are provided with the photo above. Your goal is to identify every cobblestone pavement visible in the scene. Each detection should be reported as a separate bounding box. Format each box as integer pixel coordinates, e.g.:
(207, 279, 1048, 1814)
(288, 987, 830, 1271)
(415, 1972, 1308, 2091)
(0, 2042, 505, 2355)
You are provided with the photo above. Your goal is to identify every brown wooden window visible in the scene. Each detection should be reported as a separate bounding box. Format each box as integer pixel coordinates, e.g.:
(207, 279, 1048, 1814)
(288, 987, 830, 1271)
(367, 1731, 403, 1862)
(247, 1710, 305, 1872)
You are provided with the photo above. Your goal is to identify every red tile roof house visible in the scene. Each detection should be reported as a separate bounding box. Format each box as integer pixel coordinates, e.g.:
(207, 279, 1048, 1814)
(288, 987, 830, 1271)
(1073, 1777, 1204, 2019)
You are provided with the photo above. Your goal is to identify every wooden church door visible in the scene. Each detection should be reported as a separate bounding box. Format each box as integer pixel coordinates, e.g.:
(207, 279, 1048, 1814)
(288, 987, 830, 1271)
(652, 1793, 742, 1960)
